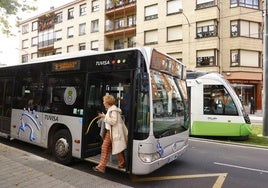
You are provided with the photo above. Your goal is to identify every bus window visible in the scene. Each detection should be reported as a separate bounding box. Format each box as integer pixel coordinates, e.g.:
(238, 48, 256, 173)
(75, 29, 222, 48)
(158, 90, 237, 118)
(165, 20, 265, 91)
(48, 74, 85, 116)
(151, 70, 186, 138)
(204, 85, 238, 115)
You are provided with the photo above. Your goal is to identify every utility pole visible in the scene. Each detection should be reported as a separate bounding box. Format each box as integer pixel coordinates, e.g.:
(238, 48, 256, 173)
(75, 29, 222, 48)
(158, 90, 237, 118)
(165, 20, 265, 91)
(263, 0, 268, 136)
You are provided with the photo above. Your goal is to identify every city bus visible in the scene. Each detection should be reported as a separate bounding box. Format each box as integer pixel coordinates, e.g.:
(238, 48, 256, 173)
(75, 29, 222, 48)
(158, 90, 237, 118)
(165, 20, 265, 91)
(186, 71, 251, 140)
(0, 47, 189, 175)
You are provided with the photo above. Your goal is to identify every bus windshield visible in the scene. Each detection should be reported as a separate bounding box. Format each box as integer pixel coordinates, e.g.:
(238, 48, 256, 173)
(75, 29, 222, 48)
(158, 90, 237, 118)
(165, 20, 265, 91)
(151, 70, 187, 138)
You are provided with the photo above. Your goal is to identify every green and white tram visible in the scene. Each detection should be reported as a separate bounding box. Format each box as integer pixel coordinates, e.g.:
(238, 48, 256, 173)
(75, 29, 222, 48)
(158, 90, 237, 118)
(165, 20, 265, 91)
(187, 71, 252, 140)
(0, 47, 189, 175)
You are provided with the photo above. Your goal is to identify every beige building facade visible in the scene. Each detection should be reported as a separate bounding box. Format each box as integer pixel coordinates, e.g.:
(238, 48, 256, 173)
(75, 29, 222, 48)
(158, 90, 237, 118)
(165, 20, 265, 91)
(19, 0, 263, 110)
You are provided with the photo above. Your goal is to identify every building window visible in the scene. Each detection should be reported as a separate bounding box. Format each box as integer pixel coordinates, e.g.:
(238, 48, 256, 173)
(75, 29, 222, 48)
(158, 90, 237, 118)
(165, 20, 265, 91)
(22, 54, 28, 63)
(197, 20, 217, 38)
(31, 36, 38, 46)
(128, 36, 136, 48)
(80, 4, 87, 16)
(54, 48, 62, 55)
(231, 20, 260, 38)
(55, 30, 62, 41)
(92, 0, 99, 12)
(31, 52, 38, 59)
(167, 26, 182, 42)
(231, 50, 239, 66)
(127, 15, 136, 27)
(79, 43, 86, 51)
(55, 12, 63, 23)
(22, 39, 29, 49)
(79, 23, 86, 35)
(68, 8, 74, 20)
(231, 49, 260, 67)
(145, 4, 158, 21)
(145, 30, 158, 45)
(230, 0, 259, 9)
(196, 0, 216, 9)
(32, 21, 38, 31)
(22, 24, 29, 34)
(91, 40, 99, 51)
(167, 0, 182, 15)
(38, 29, 54, 48)
(231, 21, 238, 37)
(114, 18, 125, 30)
(67, 45, 74, 53)
(114, 39, 124, 49)
(67, 26, 74, 38)
(91, 19, 99, 32)
(196, 49, 217, 67)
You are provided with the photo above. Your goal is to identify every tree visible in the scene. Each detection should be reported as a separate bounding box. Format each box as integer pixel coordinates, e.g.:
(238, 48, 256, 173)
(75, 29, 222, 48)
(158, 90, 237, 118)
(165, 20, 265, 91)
(0, 0, 37, 36)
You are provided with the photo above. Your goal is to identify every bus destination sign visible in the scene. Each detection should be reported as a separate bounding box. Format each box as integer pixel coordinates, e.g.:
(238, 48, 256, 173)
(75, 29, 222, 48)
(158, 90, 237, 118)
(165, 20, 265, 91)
(52, 61, 80, 72)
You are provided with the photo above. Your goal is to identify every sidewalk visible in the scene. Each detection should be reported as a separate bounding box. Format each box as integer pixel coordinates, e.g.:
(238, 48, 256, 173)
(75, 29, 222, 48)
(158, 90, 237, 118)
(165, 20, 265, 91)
(249, 110, 263, 125)
(0, 142, 132, 188)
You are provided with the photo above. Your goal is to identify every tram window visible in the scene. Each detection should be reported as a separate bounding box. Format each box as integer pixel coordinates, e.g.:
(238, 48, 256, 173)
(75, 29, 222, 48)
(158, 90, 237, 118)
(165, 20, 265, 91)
(203, 85, 238, 115)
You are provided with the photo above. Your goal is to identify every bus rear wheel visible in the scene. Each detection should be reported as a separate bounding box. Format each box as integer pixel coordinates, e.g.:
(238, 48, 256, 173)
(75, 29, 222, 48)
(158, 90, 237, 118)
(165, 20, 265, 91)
(53, 129, 73, 165)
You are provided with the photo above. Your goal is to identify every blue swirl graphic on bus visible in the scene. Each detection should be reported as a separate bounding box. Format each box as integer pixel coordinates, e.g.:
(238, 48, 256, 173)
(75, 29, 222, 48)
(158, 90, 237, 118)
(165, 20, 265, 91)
(156, 141, 164, 156)
(18, 108, 42, 141)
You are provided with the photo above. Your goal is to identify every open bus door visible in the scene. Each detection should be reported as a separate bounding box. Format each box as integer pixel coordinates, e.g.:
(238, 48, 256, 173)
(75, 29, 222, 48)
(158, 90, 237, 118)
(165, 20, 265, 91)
(0, 78, 14, 137)
(83, 72, 133, 172)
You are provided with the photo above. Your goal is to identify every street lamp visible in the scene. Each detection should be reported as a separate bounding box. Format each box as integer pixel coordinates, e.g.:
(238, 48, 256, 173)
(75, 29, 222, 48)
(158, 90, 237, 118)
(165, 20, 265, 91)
(180, 9, 191, 66)
(263, 0, 268, 136)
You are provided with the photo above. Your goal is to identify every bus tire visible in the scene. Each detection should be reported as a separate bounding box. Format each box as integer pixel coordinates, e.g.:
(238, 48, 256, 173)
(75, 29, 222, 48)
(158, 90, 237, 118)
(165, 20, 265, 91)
(53, 129, 73, 165)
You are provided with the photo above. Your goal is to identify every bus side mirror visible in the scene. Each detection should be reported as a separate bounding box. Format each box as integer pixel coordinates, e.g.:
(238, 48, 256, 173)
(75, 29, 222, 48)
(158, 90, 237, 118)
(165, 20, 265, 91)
(140, 73, 149, 93)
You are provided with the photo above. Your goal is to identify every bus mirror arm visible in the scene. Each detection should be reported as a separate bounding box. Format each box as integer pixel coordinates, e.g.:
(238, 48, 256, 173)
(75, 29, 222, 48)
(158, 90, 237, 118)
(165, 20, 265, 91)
(140, 72, 149, 93)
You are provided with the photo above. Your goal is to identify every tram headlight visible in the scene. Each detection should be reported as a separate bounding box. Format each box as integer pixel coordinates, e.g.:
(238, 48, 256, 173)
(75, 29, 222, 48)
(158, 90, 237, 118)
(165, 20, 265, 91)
(139, 152, 161, 163)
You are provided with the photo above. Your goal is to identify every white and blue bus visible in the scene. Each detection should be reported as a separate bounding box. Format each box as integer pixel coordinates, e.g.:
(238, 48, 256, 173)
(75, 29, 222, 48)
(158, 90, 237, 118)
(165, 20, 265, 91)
(0, 47, 189, 175)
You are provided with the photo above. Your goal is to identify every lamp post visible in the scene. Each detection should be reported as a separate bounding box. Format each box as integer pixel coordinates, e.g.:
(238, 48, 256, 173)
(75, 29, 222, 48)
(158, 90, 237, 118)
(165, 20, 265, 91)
(181, 10, 191, 67)
(263, 0, 268, 136)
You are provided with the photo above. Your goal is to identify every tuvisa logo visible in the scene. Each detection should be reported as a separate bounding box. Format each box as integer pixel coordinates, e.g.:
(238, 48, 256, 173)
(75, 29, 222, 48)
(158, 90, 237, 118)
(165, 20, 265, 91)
(96, 60, 110, 66)
(45, 115, 59, 122)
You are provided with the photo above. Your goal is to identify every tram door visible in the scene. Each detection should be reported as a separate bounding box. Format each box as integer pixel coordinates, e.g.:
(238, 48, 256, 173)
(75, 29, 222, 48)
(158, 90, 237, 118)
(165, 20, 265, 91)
(0, 78, 13, 135)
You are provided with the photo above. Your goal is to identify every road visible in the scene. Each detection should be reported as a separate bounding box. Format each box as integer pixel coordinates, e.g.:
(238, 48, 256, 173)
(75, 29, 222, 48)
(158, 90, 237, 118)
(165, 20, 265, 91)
(1, 138, 267, 188)
(126, 138, 268, 188)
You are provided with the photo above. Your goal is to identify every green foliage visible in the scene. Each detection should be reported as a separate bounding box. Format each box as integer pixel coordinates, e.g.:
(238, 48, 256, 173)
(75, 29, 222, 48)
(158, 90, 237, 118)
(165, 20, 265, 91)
(0, 0, 37, 36)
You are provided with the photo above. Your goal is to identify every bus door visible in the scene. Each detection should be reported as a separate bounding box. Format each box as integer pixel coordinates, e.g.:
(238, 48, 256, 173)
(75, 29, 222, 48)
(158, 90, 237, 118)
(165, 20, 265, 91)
(83, 72, 132, 166)
(0, 78, 13, 135)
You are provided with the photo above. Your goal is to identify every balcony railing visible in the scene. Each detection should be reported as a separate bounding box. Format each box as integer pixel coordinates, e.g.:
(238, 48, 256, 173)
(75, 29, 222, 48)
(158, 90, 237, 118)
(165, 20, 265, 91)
(106, 0, 136, 11)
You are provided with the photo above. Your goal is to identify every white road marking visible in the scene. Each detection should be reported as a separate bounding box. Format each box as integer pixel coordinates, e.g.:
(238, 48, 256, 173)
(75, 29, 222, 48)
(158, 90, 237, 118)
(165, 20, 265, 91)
(214, 162, 268, 174)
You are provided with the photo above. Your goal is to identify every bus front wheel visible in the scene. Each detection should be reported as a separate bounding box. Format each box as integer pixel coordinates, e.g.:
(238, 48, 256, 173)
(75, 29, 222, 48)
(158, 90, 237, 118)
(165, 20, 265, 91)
(53, 129, 73, 165)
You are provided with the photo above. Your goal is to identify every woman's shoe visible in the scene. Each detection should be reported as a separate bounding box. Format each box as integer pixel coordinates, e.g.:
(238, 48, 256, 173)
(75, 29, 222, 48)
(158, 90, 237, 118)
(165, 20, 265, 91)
(118, 165, 125, 169)
(92, 166, 105, 173)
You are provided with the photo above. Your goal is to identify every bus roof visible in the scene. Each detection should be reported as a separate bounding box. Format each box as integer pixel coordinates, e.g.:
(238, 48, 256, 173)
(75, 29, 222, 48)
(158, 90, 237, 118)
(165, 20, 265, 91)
(0, 47, 155, 68)
(0, 47, 185, 70)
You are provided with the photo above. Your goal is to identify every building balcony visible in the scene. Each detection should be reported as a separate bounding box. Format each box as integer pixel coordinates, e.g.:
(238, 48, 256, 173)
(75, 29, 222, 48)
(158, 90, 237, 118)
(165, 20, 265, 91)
(105, 24, 136, 38)
(106, 0, 136, 17)
(38, 39, 54, 50)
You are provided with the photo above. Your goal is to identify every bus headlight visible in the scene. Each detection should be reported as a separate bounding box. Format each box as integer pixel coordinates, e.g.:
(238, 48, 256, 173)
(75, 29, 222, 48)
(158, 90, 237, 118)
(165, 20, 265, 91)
(139, 152, 161, 163)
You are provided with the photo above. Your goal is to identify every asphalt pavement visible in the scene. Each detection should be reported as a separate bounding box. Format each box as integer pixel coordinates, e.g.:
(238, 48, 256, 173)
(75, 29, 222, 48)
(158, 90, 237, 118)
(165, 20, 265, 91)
(0, 141, 132, 188)
(0, 110, 263, 188)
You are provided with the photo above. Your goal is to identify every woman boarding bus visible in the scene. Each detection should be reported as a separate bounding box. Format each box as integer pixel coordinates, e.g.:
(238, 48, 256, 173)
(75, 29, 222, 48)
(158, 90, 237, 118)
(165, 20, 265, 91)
(0, 47, 189, 175)
(186, 71, 251, 140)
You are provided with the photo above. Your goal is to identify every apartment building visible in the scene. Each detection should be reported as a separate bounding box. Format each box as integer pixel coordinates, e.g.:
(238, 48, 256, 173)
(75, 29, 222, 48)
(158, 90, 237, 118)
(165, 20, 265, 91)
(18, 0, 263, 110)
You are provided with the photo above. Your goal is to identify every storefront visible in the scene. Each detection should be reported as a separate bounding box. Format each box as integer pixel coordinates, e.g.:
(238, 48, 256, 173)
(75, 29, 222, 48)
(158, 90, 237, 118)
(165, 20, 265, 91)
(224, 72, 263, 111)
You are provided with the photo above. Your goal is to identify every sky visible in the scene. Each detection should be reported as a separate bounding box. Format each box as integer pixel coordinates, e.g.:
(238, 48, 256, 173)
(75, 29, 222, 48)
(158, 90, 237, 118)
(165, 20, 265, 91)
(0, 0, 73, 66)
